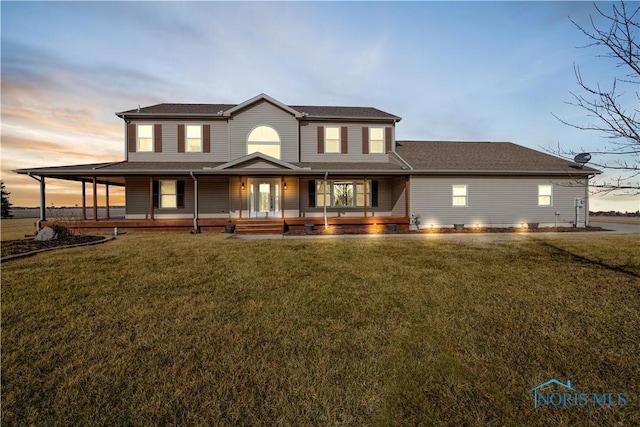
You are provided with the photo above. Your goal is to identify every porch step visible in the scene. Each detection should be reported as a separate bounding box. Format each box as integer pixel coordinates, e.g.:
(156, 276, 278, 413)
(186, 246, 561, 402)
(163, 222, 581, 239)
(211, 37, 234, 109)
(234, 219, 284, 235)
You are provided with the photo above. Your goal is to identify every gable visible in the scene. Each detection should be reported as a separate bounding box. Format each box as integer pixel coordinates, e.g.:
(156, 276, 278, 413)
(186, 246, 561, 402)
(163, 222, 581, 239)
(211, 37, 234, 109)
(235, 159, 285, 169)
(228, 101, 299, 163)
(212, 152, 302, 171)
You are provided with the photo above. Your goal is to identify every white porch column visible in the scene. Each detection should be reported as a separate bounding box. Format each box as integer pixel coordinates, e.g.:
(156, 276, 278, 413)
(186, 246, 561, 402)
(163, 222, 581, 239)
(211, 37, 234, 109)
(39, 177, 46, 229)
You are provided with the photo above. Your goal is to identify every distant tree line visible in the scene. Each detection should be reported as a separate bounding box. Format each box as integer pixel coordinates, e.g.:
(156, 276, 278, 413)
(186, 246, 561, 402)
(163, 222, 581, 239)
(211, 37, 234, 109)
(589, 210, 640, 217)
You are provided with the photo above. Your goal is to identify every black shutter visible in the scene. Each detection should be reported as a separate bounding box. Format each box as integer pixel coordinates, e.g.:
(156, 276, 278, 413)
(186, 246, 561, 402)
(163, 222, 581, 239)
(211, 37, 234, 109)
(153, 180, 159, 208)
(371, 180, 378, 207)
(308, 180, 316, 208)
(177, 181, 185, 208)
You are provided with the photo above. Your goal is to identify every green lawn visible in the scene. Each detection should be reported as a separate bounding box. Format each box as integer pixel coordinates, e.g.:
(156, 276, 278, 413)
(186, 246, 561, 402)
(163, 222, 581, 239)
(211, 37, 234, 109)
(2, 230, 639, 426)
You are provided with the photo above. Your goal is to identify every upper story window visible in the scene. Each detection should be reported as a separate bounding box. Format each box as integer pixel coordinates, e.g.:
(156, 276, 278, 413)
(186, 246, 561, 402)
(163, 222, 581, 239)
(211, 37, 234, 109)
(186, 125, 202, 152)
(538, 185, 552, 206)
(137, 124, 153, 152)
(452, 184, 467, 207)
(247, 125, 281, 159)
(325, 127, 341, 153)
(369, 128, 384, 154)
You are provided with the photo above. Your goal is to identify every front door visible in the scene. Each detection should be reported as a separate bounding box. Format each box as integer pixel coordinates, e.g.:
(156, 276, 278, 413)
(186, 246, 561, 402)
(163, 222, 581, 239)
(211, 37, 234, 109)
(249, 179, 280, 218)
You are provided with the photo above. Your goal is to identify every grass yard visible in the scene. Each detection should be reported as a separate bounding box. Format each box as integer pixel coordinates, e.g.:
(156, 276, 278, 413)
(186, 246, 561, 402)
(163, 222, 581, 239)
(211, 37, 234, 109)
(1, 227, 639, 426)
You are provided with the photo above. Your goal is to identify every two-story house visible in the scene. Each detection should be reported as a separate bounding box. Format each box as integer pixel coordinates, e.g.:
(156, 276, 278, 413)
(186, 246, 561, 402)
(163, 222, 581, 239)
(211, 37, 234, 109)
(15, 93, 598, 233)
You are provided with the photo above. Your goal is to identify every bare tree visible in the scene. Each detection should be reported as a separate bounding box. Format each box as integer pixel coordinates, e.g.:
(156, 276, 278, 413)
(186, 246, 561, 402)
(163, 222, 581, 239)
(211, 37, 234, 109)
(552, 1, 639, 194)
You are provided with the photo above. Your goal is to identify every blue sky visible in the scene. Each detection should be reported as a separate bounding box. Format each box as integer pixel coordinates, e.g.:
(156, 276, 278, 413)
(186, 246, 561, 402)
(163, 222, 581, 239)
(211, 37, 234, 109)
(1, 1, 638, 211)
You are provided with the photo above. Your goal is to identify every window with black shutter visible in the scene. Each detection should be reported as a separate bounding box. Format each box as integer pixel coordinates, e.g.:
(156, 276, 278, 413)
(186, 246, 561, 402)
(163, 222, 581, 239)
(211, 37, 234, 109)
(177, 181, 185, 208)
(153, 180, 159, 208)
(308, 180, 316, 208)
(371, 180, 378, 207)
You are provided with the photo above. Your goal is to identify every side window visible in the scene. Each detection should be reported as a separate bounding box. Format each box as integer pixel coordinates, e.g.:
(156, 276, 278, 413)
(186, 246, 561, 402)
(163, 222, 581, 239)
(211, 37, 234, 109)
(452, 184, 467, 207)
(538, 185, 552, 206)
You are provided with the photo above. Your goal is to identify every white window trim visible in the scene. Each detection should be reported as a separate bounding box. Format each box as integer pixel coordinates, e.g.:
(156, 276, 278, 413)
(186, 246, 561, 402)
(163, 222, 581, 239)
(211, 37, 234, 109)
(137, 124, 153, 152)
(369, 127, 384, 154)
(325, 126, 341, 153)
(452, 184, 468, 207)
(159, 179, 177, 209)
(538, 184, 553, 207)
(316, 180, 371, 208)
(247, 125, 281, 159)
(186, 124, 203, 153)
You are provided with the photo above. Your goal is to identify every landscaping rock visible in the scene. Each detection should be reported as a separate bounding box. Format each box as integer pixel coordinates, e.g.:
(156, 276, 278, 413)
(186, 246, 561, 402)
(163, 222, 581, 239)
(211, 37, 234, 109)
(35, 226, 57, 241)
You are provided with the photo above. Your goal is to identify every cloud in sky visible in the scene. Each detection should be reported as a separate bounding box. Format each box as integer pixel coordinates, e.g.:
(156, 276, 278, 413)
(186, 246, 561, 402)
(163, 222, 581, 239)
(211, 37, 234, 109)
(1, 1, 637, 211)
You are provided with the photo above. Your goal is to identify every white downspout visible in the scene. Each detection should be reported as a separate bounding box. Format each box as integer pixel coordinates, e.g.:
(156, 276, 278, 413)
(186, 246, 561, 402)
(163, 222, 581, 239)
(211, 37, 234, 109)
(585, 175, 591, 227)
(323, 171, 328, 230)
(190, 171, 199, 233)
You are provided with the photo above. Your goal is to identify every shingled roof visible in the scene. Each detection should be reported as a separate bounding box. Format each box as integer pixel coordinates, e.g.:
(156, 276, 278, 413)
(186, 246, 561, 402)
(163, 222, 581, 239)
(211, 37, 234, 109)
(117, 102, 400, 120)
(396, 141, 599, 174)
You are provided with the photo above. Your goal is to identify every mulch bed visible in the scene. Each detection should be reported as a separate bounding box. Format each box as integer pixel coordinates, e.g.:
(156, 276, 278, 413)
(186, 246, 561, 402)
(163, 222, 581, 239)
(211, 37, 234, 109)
(285, 225, 608, 236)
(1, 235, 106, 258)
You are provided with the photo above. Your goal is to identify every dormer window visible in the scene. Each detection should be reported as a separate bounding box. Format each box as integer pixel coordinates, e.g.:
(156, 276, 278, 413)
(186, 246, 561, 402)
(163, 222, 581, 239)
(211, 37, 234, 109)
(247, 125, 281, 159)
(137, 125, 153, 152)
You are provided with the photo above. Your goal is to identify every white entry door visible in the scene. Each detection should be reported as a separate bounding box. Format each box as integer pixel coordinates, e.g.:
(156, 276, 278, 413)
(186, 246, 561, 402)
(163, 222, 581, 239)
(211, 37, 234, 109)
(249, 179, 280, 218)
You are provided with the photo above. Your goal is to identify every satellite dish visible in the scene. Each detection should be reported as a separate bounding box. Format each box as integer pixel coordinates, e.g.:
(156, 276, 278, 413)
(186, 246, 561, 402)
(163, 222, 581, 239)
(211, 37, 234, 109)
(574, 153, 591, 166)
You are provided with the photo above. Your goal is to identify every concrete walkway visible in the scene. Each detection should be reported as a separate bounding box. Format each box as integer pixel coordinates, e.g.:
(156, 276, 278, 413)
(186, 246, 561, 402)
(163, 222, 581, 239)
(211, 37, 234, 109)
(589, 221, 640, 233)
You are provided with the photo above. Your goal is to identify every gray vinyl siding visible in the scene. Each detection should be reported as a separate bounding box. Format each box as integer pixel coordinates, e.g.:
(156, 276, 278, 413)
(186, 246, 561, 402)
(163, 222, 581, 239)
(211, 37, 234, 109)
(128, 120, 229, 162)
(391, 176, 407, 216)
(410, 176, 588, 228)
(229, 177, 243, 219)
(228, 101, 298, 162)
(300, 122, 393, 163)
(299, 177, 396, 217)
(125, 176, 195, 218)
(198, 177, 230, 216)
(283, 177, 299, 217)
(125, 177, 150, 216)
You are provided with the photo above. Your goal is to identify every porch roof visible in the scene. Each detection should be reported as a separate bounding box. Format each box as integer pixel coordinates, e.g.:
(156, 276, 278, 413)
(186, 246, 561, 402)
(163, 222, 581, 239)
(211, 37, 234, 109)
(14, 160, 409, 178)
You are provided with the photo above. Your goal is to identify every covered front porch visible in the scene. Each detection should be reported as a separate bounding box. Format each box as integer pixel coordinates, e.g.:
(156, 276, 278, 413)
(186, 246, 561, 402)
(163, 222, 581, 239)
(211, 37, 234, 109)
(18, 158, 412, 234)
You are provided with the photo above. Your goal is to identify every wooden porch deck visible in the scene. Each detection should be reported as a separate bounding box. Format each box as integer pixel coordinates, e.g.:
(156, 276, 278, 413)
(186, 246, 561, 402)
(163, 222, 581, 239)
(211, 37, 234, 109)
(42, 216, 410, 234)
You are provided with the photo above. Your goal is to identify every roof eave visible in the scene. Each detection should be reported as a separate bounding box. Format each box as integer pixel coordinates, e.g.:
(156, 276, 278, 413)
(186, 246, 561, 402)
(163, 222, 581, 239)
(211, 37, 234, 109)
(407, 169, 600, 175)
(301, 115, 401, 123)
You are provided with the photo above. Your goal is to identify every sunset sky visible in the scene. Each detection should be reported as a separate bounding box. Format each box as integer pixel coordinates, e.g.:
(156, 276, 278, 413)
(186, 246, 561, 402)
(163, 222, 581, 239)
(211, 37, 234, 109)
(2, 1, 638, 212)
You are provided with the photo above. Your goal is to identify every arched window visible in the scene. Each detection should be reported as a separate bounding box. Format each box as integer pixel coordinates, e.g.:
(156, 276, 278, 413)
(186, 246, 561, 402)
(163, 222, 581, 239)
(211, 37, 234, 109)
(247, 126, 281, 159)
